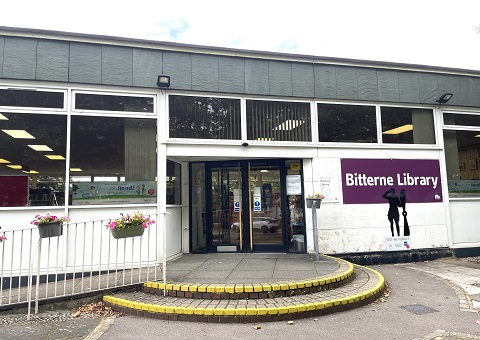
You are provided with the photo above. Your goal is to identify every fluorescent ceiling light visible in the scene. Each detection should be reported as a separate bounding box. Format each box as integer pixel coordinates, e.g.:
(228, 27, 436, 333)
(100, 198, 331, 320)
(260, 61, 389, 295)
(475, 135, 480, 138)
(274, 120, 303, 131)
(6, 164, 22, 169)
(28, 144, 53, 151)
(383, 124, 413, 135)
(70, 168, 83, 172)
(0, 158, 10, 163)
(0, 113, 8, 120)
(260, 170, 269, 173)
(2, 129, 36, 139)
(22, 170, 39, 174)
(45, 155, 65, 160)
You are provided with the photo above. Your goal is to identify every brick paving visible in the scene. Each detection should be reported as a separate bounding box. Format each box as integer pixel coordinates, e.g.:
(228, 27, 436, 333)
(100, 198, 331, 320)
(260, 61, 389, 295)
(103, 254, 385, 322)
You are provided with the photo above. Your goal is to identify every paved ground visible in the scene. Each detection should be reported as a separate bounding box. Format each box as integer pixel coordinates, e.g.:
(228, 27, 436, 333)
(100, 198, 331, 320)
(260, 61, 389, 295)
(0, 256, 479, 340)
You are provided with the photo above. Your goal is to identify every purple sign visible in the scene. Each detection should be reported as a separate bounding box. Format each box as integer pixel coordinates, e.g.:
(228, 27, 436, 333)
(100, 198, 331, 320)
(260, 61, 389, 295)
(341, 159, 442, 204)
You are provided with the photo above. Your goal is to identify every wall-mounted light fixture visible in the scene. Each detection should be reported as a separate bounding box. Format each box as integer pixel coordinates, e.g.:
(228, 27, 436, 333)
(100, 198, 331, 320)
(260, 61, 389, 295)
(242, 142, 249, 147)
(436, 93, 453, 104)
(157, 75, 171, 88)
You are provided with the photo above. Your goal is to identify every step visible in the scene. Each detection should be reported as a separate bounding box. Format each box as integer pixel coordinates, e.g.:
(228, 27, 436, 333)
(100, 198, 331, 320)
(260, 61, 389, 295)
(103, 264, 384, 323)
(142, 256, 354, 299)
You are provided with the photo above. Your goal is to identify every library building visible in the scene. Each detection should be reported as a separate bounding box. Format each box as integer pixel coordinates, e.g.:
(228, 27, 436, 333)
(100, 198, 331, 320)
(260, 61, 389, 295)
(0, 26, 479, 259)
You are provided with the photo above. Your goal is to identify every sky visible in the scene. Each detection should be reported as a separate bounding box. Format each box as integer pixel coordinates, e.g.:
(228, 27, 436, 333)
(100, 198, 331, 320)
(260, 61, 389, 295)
(1, 0, 480, 70)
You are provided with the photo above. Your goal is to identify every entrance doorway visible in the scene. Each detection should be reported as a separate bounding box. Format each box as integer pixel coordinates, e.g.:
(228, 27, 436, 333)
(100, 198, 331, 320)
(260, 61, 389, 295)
(190, 159, 306, 253)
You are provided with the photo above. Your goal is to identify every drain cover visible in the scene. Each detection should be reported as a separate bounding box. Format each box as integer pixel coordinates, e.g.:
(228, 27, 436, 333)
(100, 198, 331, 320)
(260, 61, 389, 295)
(400, 304, 439, 315)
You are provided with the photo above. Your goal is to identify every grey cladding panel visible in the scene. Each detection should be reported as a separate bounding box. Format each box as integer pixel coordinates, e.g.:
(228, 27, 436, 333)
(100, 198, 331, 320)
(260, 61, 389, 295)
(3, 37, 37, 80)
(219, 56, 245, 93)
(473, 78, 480, 107)
(454, 76, 474, 107)
(419, 73, 438, 104)
(102, 46, 133, 86)
(163, 51, 191, 90)
(245, 59, 269, 95)
(336, 66, 358, 100)
(314, 65, 336, 99)
(36, 40, 69, 82)
(292, 63, 314, 97)
(192, 54, 219, 92)
(437, 74, 461, 106)
(69, 43, 102, 84)
(0, 37, 4, 78)
(398, 71, 420, 103)
(377, 70, 399, 102)
(133, 49, 162, 88)
(356, 68, 378, 101)
(268, 61, 292, 96)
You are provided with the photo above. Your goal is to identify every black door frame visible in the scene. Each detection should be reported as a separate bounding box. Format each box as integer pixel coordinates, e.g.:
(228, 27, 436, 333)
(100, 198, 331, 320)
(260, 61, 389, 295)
(205, 159, 289, 253)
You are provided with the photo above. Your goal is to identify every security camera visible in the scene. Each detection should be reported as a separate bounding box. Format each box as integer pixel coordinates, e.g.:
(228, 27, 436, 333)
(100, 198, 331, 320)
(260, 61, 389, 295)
(242, 142, 249, 147)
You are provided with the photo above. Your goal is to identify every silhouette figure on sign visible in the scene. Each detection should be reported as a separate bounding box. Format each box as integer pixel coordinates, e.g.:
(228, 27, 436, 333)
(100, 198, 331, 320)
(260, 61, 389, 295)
(382, 188, 401, 237)
(399, 189, 410, 236)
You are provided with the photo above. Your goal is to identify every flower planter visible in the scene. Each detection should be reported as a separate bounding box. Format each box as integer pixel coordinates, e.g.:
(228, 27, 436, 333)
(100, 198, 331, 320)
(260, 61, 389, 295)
(306, 198, 322, 208)
(38, 222, 63, 238)
(110, 224, 145, 239)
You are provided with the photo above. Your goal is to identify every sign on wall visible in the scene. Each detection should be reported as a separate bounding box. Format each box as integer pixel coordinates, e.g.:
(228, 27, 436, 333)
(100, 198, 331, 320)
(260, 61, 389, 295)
(72, 181, 157, 205)
(341, 159, 442, 204)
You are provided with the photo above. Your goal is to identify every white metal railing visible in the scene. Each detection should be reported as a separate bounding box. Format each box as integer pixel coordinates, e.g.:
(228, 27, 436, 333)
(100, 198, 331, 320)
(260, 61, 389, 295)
(0, 213, 165, 317)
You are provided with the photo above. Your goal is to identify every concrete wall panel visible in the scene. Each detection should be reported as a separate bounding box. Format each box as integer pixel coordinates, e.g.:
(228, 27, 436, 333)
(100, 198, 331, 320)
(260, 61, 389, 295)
(163, 51, 192, 90)
(192, 54, 219, 92)
(245, 59, 269, 95)
(69, 42, 102, 84)
(102, 46, 133, 86)
(377, 70, 399, 102)
(219, 56, 245, 93)
(419, 73, 438, 104)
(437, 74, 461, 107)
(357, 68, 378, 101)
(36, 40, 69, 82)
(0, 37, 4, 78)
(3, 37, 37, 80)
(336, 66, 358, 100)
(268, 60, 292, 96)
(314, 65, 336, 99)
(398, 71, 420, 103)
(292, 63, 314, 98)
(133, 49, 163, 88)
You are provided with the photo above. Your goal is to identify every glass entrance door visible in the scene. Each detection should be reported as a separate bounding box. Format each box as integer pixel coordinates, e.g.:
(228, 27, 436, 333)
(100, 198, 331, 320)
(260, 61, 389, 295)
(206, 160, 286, 252)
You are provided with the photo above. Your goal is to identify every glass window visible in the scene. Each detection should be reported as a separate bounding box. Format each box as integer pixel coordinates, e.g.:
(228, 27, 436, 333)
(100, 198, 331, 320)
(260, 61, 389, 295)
(167, 160, 181, 204)
(0, 89, 64, 109)
(444, 129, 480, 197)
(75, 93, 154, 113)
(444, 113, 480, 127)
(70, 116, 157, 205)
(0, 112, 67, 206)
(317, 103, 376, 143)
(381, 107, 435, 144)
(169, 95, 241, 140)
(169, 96, 241, 140)
(247, 100, 311, 142)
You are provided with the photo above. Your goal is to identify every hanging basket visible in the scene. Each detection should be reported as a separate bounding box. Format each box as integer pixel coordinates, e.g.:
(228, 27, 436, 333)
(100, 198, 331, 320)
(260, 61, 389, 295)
(110, 224, 145, 239)
(306, 198, 322, 208)
(38, 222, 63, 238)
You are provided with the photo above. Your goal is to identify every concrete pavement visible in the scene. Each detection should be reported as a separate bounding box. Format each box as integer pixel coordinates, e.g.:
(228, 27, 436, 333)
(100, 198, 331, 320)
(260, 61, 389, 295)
(0, 256, 479, 339)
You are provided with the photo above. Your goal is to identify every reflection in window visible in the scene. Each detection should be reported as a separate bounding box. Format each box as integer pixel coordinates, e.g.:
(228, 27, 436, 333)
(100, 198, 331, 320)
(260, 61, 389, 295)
(169, 95, 241, 139)
(381, 107, 435, 144)
(247, 100, 311, 142)
(317, 103, 376, 143)
(0, 89, 64, 109)
(0, 112, 67, 206)
(75, 93, 154, 113)
(167, 160, 181, 204)
(70, 116, 157, 205)
(444, 129, 480, 197)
